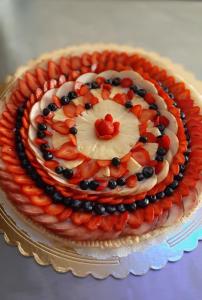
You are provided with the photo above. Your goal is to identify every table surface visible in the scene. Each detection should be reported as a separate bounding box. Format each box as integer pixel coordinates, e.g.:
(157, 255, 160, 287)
(0, 0, 202, 299)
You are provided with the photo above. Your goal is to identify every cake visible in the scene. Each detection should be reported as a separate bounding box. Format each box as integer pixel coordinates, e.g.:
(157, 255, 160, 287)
(0, 44, 202, 244)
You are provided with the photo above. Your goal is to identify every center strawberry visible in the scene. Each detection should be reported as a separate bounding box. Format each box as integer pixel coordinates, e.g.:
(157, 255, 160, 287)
(95, 114, 120, 140)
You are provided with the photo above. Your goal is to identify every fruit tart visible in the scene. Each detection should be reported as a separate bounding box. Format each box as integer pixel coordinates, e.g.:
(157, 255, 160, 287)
(0, 44, 202, 245)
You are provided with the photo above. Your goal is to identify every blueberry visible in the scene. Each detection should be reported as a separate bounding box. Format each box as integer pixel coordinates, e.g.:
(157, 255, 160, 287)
(35, 178, 45, 188)
(173, 101, 178, 107)
(38, 123, 47, 131)
(136, 198, 149, 208)
(18, 151, 26, 159)
(16, 142, 24, 151)
(117, 177, 126, 186)
(48, 103, 57, 111)
(55, 166, 64, 174)
(117, 204, 126, 213)
(71, 200, 82, 210)
(37, 130, 46, 138)
(89, 180, 99, 190)
(169, 93, 174, 99)
(61, 96, 70, 105)
(180, 164, 186, 173)
(43, 151, 53, 161)
(68, 91, 77, 100)
(52, 192, 63, 203)
(108, 179, 117, 189)
(63, 168, 73, 179)
(40, 143, 49, 151)
(21, 159, 29, 168)
(180, 111, 186, 120)
(17, 105, 25, 116)
(169, 180, 179, 189)
(106, 205, 117, 213)
(125, 101, 133, 109)
(142, 166, 154, 178)
(94, 204, 106, 215)
(164, 187, 173, 196)
(139, 136, 148, 143)
(85, 103, 92, 110)
(157, 124, 165, 133)
(130, 85, 138, 93)
(63, 197, 73, 206)
(163, 86, 169, 93)
(185, 155, 189, 164)
(149, 103, 158, 110)
(137, 89, 146, 97)
(69, 127, 77, 135)
(148, 195, 157, 203)
(136, 173, 144, 181)
(83, 201, 93, 212)
(112, 77, 121, 86)
(186, 132, 190, 141)
(174, 173, 183, 181)
(45, 185, 55, 194)
(79, 180, 89, 190)
(157, 147, 167, 156)
(43, 108, 50, 116)
(155, 155, 164, 162)
(105, 78, 113, 84)
(156, 191, 165, 199)
(91, 81, 99, 89)
(111, 157, 121, 167)
(16, 121, 22, 129)
(125, 202, 137, 211)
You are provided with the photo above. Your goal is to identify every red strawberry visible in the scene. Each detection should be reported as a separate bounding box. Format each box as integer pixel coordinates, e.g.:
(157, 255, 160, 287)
(31, 195, 52, 206)
(45, 204, 65, 216)
(25, 72, 38, 91)
(113, 93, 127, 105)
(77, 160, 99, 179)
(21, 185, 43, 196)
(127, 89, 135, 100)
(59, 57, 70, 75)
(159, 134, 170, 150)
(102, 89, 110, 100)
(54, 142, 78, 160)
(155, 162, 164, 174)
(36, 68, 48, 86)
(97, 160, 111, 167)
(159, 116, 169, 127)
(128, 210, 144, 229)
(121, 78, 133, 88)
(52, 121, 69, 135)
(110, 164, 127, 178)
(144, 93, 155, 104)
(100, 215, 116, 231)
(18, 79, 31, 97)
(48, 61, 60, 79)
(115, 211, 129, 231)
(72, 212, 92, 225)
(58, 208, 73, 221)
(139, 109, 157, 123)
(132, 147, 150, 165)
(63, 103, 77, 118)
(86, 215, 102, 230)
(79, 85, 89, 96)
(44, 160, 59, 170)
(131, 105, 142, 118)
(144, 206, 155, 223)
(126, 175, 137, 188)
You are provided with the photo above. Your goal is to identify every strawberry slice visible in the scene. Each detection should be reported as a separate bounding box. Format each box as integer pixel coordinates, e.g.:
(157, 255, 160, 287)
(31, 195, 52, 206)
(113, 93, 127, 105)
(44, 160, 59, 170)
(121, 78, 133, 88)
(159, 116, 169, 127)
(144, 205, 155, 223)
(110, 164, 127, 178)
(63, 103, 77, 118)
(159, 135, 170, 150)
(131, 147, 150, 165)
(58, 208, 73, 221)
(36, 68, 48, 86)
(72, 212, 92, 225)
(114, 211, 129, 231)
(18, 79, 31, 97)
(100, 215, 116, 231)
(127, 89, 135, 100)
(52, 121, 69, 135)
(126, 175, 137, 188)
(97, 160, 111, 167)
(54, 142, 79, 160)
(121, 152, 131, 163)
(21, 185, 43, 196)
(86, 215, 102, 230)
(45, 203, 65, 216)
(139, 109, 157, 123)
(131, 105, 142, 118)
(25, 72, 39, 91)
(128, 210, 144, 229)
(76, 160, 99, 179)
(48, 61, 60, 79)
(144, 93, 155, 104)
(102, 89, 110, 100)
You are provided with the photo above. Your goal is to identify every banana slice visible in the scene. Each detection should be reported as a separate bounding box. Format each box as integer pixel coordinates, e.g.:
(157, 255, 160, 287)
(127, 157, 142, 174)
(40, 89, 56, 111)
(165, 128, 179, 156)
(154, 95, 167, 110)
(56, 81, 74, 98)
(97, 70, 119, 80)
(143, 143, 158, 160)
(131, 96, 149, 109)
(160, 110, 178, 134)
(75, 73, 97, 90)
